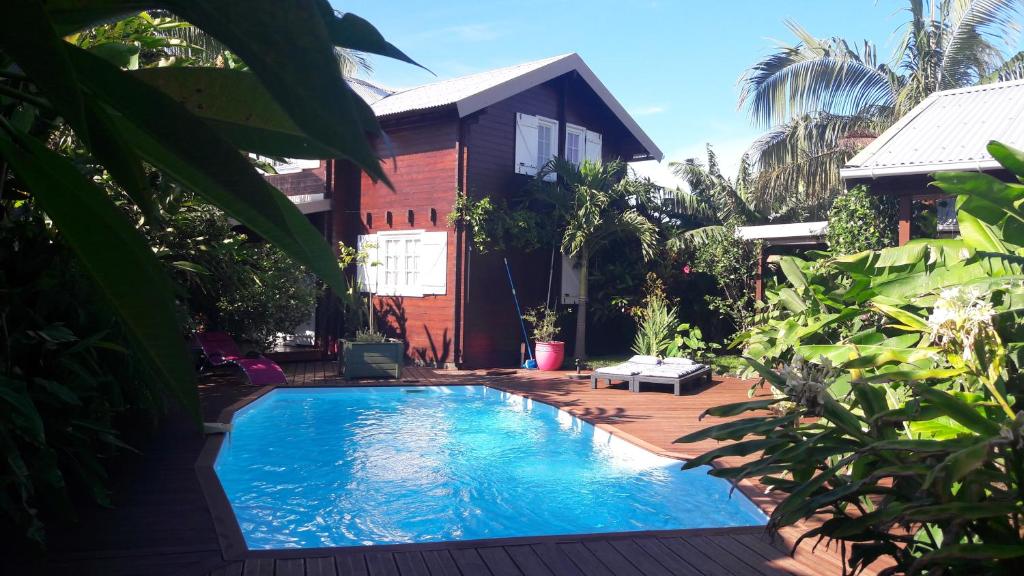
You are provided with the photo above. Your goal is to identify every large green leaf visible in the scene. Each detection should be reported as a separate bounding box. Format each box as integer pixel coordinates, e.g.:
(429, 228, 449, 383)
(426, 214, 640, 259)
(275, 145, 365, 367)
(160, 0, 390, 184)
(915, 386, 1001, 436)
(0, 126, 197, 415)
(64, 44, 349, 296)
(130, 67, 337, 159)
(327, 11, 428, 71)
(1, 0, 155, 219)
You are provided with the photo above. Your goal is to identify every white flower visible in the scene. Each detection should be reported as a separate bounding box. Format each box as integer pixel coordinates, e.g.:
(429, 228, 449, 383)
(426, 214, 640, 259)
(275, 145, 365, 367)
(778, 355, 837, 415)
(926, 286, 996, 362)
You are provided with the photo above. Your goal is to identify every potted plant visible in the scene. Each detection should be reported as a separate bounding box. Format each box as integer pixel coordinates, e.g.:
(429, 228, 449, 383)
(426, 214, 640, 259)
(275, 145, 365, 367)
(523, 306, 563, 371)
(337, 242, 403, 379)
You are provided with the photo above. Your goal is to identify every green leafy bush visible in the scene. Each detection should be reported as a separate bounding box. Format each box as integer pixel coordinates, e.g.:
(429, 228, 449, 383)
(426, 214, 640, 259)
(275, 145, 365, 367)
(681, 141, 1024, 574)
(522, 306, 560, 343)
(693, 224, 761, 331)
(665, 323, 720, 362)
(631, 296, 678, 356)
(826, 184, 897, 255)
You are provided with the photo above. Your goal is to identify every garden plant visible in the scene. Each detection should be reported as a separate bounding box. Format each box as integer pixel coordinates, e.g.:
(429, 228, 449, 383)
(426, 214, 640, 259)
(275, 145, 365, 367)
(680, 141, 1024, 574)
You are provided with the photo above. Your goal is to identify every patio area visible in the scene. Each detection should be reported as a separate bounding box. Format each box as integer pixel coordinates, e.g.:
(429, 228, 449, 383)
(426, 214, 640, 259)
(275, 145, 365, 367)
(10, 363, 874, 576)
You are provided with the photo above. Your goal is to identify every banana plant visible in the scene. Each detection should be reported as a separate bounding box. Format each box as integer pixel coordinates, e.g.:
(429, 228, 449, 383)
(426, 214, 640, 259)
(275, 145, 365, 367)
(682, 141, 1024, 574)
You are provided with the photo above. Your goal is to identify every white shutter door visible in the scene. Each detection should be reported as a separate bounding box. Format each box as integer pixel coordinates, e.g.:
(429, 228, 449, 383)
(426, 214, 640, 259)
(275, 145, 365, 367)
(356, 234, 378, 293)
(419, 231, 448, 295)
(584, 130, 603, 165)
(560, 253, 581, 304)
(514, 113, 539, 176)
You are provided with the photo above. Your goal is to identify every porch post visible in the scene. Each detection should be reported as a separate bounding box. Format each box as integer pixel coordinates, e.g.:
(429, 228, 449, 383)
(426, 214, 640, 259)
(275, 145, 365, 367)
(897, 195, 912, 246)
(754, 244, 767, 302)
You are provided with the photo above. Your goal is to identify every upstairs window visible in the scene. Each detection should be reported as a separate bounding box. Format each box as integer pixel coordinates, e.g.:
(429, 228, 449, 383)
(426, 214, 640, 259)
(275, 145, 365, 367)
(515, 113, 602, 178)
(565, 124, 585, 166)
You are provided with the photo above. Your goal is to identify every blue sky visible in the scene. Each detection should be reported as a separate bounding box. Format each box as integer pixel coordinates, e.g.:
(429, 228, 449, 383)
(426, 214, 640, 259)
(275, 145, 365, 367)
(333, 0, 917, 186)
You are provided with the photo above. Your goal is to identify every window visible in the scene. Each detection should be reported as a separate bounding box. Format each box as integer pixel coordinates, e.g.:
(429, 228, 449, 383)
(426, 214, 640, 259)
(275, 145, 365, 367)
(565, 124, 585, 166)
(515, 114, 601, 176)
(357, 231, 447, 297)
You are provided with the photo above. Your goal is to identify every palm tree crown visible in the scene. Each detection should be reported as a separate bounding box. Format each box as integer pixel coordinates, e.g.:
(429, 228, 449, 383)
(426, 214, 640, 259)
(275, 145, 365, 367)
(740, 0, 1024, 211)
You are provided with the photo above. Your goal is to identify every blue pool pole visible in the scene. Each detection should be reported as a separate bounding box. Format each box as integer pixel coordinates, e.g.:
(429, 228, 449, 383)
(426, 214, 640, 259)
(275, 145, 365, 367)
(504, 257, 537, 369)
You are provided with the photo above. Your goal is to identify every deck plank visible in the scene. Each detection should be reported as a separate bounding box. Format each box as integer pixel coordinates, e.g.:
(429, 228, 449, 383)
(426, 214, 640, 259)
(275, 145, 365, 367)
(449, 548, 494, 575)
(502, 545, 554, 576)
(528, 543, 585, 576)
(208, 561, 244, 576)
(476, 547, 523, 576)
(558, 542, 615, 576)
(731, 534, 821, 576)
(582, 541, 645, 576)
(335, 554, 369, 576)
(305, 557, 338, 576)
(657, 538, 734, 576)
(420, 549, 461, 576)
(365, 552, 400, 576)
(275, 558, 305, 576)
(632, 538, 702, 576)
(241, 558, 275, 576)
(393, 551, 431, 576)
(608, 539, 676, 576)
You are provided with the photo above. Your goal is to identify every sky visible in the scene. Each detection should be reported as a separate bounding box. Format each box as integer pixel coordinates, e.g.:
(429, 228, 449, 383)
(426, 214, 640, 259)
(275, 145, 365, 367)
(332, 0, 913, 187)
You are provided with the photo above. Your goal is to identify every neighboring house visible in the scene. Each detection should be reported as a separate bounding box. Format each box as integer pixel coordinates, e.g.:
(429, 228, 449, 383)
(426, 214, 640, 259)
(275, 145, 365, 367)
(267, 53, 661, 368)
(840, 79, 1024, 245)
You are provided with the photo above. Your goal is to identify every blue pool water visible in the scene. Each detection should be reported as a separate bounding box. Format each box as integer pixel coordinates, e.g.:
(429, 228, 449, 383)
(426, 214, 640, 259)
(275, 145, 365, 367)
(214, 386, 766, 549)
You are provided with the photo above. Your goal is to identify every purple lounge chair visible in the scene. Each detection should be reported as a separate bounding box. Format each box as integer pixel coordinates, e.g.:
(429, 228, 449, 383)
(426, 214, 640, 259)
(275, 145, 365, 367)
(194, 332, 287, 386)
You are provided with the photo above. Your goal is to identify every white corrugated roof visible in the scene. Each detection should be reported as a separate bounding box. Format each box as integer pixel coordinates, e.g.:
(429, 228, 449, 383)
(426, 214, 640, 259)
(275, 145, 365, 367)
(350, 53, 662, 160)
(347, 77, 394, 105)
(737, 221, 828, 245)
(841, 79, 1024, 179)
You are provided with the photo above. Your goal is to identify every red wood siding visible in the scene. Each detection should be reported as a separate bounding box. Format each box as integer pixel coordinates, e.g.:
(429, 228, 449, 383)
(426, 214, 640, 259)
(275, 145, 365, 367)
(357, 114, 461, 367)
(459, 76, 641, 367)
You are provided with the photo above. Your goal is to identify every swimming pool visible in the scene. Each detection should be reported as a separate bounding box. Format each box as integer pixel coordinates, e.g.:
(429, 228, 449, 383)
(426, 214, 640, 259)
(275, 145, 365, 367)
(214, 386, 766, 550)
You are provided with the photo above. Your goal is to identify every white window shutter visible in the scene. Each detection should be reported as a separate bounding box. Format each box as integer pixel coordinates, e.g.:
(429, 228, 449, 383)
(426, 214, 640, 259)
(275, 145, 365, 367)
(356, 234, 378, 293)
(515, 113, 539, 176)
(418, 231, 448, 295)
(584, 130, 603, 165)
(560, 252, 581, 304)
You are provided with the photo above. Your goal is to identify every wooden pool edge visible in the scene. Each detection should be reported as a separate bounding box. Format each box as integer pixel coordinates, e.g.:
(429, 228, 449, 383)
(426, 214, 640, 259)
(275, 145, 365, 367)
(194, 381, 773, 563)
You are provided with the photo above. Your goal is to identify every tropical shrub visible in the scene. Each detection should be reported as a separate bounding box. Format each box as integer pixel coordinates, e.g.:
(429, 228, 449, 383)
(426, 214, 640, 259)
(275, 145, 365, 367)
(666, 323, 720, 362)
(679, 141, 1024, 574)
(631, 295, 678, 356)
(692, 223, 762, 331)
(0, 1, 414, 547)
(826, 185, 897, 255)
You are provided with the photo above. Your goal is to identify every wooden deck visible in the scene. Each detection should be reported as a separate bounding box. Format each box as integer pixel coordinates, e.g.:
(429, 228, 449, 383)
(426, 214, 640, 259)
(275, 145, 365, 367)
(7, 362, 876, 576)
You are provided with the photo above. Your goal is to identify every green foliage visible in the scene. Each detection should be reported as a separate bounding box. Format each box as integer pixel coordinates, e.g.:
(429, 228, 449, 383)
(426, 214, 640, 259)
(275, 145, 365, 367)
(631, 296, 678, 356)
(351, 328, 387, 343)
(666, 323, 720, 361)
(447, 191, 548, 254)
(0, 1, 412, 547)
(0, 210, 161, 546)
(692, 223, 761, 331)
(522, 306, 560, 343)
(682, 141, 1024, 574)
(826, 184, 896, 254)
(739, 1, 1024, 210)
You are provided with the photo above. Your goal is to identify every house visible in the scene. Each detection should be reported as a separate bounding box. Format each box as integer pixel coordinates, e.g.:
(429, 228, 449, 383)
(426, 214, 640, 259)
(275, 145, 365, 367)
(840, 79, 1024, 244)
(268, 54, 661, 368)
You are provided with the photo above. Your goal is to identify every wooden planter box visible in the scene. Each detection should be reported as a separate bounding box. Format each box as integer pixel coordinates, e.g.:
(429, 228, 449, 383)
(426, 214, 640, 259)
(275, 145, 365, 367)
(340, 340, 403, 379)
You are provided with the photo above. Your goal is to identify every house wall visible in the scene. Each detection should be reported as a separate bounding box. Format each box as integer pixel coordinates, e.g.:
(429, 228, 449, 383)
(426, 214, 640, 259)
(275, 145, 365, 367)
(459, 74, 638, 368)
(350, 112, 461, 366)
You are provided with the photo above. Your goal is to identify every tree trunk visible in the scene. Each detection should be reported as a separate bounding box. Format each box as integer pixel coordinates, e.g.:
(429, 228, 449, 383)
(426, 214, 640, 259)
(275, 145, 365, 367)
(574, 247, 589, 360)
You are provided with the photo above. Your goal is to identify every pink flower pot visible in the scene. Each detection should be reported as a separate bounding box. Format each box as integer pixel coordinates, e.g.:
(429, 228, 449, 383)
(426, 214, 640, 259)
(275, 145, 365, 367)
(534, 341, 565, 371)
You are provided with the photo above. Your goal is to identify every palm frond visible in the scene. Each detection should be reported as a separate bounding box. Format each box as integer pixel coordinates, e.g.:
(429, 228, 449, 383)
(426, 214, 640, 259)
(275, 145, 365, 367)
(739, 20, 897, 127)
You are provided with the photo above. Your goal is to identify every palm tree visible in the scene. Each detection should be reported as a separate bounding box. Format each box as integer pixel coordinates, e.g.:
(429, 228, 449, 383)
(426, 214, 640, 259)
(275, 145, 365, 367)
(538, 159, 659, 360)
(740, 0, 1024, 211)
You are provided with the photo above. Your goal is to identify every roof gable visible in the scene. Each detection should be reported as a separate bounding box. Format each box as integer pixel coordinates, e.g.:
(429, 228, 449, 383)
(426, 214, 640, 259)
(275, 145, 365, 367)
(352, 54, 662, 161)
(841, 79, 1024, 179)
